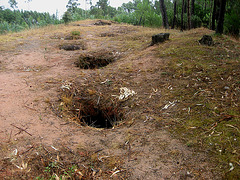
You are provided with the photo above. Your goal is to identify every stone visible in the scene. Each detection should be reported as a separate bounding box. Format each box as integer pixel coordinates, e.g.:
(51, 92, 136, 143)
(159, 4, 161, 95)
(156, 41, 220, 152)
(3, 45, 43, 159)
(151, 33, 170, 45)
(199, 35, 214, 46)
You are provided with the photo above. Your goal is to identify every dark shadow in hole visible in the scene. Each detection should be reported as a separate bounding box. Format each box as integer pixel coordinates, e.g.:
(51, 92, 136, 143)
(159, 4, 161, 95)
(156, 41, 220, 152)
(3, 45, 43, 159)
(75, 55, 114, 69)
(74, 99, 122, 129)
(60, 45, 81, 51)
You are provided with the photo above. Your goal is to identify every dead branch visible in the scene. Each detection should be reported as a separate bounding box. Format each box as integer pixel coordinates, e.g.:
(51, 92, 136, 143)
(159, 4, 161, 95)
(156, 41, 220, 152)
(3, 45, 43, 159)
(11, 124, 32, 136)
(128, 143, 131, 162)
(24, 105, 38, 111)
(8, 130, 12, 143)
(21, 145, 35, 155)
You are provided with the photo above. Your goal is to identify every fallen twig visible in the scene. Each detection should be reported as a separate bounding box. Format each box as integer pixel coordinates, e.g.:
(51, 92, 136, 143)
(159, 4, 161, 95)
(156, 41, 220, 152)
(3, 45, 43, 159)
(24, 105, 38, 111)
(51, 104, 62, 118)
(8, 130, 12, 143)
(225, 124, 240, 133)
(128, 143, 131, 162)
(110, 170, 121, 177)
(11, 124, 32, 136)
(95, 149, 104, 153)
(21, 145, 35, 155)
(42, 145, 51, 154)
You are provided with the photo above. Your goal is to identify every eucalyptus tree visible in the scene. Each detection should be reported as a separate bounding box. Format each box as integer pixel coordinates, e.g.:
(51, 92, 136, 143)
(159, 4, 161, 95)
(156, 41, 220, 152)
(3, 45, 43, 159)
(66, 0, 80, 14)
(8, 0, 18, 9)
(96, 0, 109, 16)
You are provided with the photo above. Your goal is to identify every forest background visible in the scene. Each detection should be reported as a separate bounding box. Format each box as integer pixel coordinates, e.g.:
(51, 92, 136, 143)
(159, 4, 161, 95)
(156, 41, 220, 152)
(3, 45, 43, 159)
(0, 0, 239, 37)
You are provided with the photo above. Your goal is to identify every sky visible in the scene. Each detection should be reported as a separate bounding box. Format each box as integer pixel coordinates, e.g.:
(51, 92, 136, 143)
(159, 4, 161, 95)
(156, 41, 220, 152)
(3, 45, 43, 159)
(1, 0, 133, 18)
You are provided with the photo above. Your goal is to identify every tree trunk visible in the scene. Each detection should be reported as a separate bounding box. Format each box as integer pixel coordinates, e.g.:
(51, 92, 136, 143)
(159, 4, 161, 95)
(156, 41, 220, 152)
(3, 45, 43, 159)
(191, 0, 195, 28)
(172, 0, 177, 29)
(184, 0, 187, 13)
(159, 0, 169, 29)
(205, 0, 207, 12)
(216, 0, 221, 21)
(181, 0, 185, 31)
(187, 0, 191, 29)
(209, 0, 213, 29)
(139, 16, 143, 26)
(216, 0, 227, 34)
(212, 0, 218, 30)
(191, 0, 195, 15)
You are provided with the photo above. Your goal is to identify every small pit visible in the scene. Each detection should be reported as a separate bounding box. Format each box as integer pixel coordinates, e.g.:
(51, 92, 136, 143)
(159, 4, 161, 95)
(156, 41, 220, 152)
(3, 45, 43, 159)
(73, 99, 122, 129)
(100, 32, 116, 37)
(59, 42, 86, 51)
(59, 85, 124, 129)
(75, 51, 116, 69)
(94, 20, 111, 26)
(60, 45, 80, 51)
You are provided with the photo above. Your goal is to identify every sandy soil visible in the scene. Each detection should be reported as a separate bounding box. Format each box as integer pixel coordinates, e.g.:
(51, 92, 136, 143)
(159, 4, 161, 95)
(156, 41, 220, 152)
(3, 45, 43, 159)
(0, 21, 221, 179)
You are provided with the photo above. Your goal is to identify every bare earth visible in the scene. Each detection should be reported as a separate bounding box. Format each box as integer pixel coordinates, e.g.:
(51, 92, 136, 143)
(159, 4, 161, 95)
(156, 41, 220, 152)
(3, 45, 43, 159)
(0, 20, 220, 179)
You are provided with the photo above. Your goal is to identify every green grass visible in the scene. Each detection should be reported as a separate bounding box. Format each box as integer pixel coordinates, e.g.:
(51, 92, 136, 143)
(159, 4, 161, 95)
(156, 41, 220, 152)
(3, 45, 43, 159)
(156, 31, 240, 178)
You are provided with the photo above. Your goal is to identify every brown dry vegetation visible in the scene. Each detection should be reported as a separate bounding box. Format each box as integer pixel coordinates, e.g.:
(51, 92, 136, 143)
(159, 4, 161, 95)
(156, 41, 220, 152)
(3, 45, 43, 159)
(0, 20, 239, 179)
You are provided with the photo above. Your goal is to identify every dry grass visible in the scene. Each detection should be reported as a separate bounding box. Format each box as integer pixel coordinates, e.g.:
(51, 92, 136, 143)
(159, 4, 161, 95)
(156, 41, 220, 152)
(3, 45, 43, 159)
(0, 142, 129, 180)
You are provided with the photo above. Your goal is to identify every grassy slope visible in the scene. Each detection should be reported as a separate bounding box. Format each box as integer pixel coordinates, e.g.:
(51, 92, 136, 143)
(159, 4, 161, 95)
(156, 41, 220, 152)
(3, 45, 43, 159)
(155, 28, 240, 179)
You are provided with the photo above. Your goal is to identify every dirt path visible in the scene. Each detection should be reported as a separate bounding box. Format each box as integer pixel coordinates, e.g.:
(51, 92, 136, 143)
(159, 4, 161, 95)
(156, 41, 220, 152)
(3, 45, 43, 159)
(0, 21, 220, 179)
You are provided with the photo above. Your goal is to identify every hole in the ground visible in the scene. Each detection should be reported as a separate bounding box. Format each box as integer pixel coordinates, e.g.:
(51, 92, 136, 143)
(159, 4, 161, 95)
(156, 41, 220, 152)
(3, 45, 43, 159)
(94, 20, 111, 26)
(75, 51, 116, 69)
(60, 45, 81, 51)
(58, 82, 124, 129)
(100, 32, 116, 37)
(73, 99, 122, 129)
(59, 43, 86, 51)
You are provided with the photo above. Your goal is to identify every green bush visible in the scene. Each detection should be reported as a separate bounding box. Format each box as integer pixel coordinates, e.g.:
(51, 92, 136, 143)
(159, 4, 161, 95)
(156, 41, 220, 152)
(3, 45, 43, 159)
(71, 30, 80, 36)
(191, 15, 202, 28)
(62, 11, 72, 24)
(224, 11, 240, 37)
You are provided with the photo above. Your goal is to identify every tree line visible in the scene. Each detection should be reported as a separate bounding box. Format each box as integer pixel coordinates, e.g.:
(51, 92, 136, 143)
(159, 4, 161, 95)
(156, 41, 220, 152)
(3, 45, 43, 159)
(0, 8, 60, 34)
(1, 0, 239, 37)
